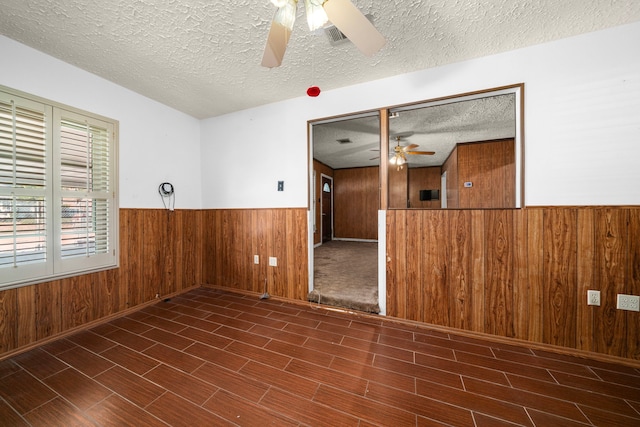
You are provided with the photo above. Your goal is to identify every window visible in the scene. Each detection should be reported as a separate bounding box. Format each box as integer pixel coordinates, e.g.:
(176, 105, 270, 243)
(0, 86, 118, 290)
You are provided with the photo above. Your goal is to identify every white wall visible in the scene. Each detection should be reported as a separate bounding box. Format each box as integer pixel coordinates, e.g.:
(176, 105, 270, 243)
(0, 36, 202, 209)
(201, 21, 640, 208)
(3, 20, 639, 211)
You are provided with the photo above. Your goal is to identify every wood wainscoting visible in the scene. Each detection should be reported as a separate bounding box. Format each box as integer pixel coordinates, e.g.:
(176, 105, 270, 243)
(333, 167, 379, 240)
(201, 208, 308, 300)
(1, 206, 638, 363)
(0, 209, 205, 357)
(0, 208, 308, 359)
(386, 207, 640, 360)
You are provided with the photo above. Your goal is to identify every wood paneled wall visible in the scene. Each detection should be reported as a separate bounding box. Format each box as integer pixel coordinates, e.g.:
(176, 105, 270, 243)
(202, 209, 308, 300)
(0, 207, 308, 358)
(334, 167, 378, 240)
(386, 207, 640, 360)
(388, 165, 408, 209)
(0, 209, 204, 357)
(2, 205, 638, 362)
(457, 139, 515, 208)
(408, 167, 442, 209)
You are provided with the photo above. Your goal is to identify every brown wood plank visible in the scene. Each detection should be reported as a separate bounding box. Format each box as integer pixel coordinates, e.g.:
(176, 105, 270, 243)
(484, 209, 515, 337)
(181, 210, 203, 290)
(161, 210, 178, 297)
(470, 210, 485, 333)
(526, 208, 544, 343)
(512, 208, 529, 340)
(543, 209, 577, 348)
(449, 210, 472, 330)
(240, 209, 252, 293)
(288, 209, 308, 300)
(143, 209, 164, 301)
(627, 208, 640, 360)
(16, 285, 36, 349)
(121, 209, 144, 308)
(271, 209, 286, 297)
(61, 275, 94, 330)
(259, 209, 271, 295)
(392, 210, 408, 319)
(35, 280, 62, 341)
(576, 208, 595, 352)
(594, 208, 628, 357)
(200, 210, 213, 284)
(0, 288, 17, 352)
(405, 210, 423, 322)
(249, 210, 260, 294)
(423, 210, 449, 326)
(92, 270, 118, 320)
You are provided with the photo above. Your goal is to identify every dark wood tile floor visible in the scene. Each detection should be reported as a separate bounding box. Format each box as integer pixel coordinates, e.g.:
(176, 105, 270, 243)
(1, 287, 639, 426)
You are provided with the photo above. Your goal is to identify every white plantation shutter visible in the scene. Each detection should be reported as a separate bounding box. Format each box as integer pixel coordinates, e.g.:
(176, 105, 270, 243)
(0, 86, 118, 290)
(0, 93, 51, 282)
(55, 110, 116, 273)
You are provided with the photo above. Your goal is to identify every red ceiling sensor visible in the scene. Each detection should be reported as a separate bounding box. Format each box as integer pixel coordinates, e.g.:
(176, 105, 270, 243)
(307, 86, 321, 97)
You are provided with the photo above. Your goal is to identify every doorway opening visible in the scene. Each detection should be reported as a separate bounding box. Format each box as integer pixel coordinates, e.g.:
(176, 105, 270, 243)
(309, 112, 381, 314)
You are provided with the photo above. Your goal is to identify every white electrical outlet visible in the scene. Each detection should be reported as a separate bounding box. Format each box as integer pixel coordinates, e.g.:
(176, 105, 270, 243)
(587, 290, 600, 306)
(617, 294, 640, 312)
(253, 255, 259, 264)
(269, 257, 277, 267)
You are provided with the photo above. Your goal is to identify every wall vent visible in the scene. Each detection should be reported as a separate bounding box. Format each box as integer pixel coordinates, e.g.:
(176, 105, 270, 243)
(325, 14, 374, 46)
(325, 25, 348, 45)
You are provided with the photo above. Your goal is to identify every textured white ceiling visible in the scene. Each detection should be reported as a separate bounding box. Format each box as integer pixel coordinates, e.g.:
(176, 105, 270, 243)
(1, 0, 639, 119)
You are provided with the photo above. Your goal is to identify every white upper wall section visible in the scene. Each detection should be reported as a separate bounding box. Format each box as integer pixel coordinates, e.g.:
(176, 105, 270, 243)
(201, 21, 640, 208)
(3, 21, 639, 210)
(0, 35, 202, 209)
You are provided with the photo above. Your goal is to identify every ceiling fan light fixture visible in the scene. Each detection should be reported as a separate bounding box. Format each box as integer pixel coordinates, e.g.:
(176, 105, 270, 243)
(273, 0, 297, 30)
(270, 0, 290, 7)
(305, 0, 329, 31)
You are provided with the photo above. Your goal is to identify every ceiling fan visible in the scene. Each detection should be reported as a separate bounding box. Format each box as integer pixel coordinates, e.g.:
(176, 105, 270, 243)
(262, 0, 386, 68)
(389, 135, 435, 170)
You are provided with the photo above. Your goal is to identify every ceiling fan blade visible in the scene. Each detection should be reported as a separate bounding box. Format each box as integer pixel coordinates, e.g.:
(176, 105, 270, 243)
(407, 151, 436, 155)
(369, 156, 380, 160)
(323, 0, 386, 56)
(402, 144, 419, 151)
(261, 21, 292, 68)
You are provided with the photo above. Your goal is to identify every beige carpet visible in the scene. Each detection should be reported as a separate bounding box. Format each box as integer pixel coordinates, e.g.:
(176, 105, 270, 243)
(308, 240, 380, 313)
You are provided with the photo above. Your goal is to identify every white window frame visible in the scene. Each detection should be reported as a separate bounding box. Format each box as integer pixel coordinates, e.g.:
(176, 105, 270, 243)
(0, 85, 119, 290)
